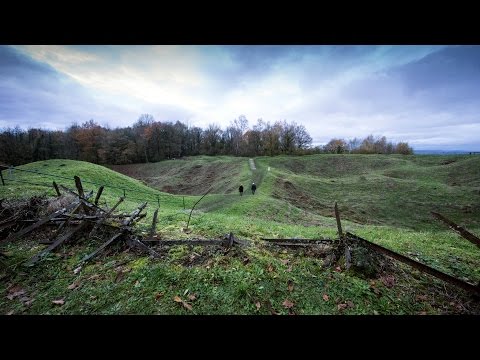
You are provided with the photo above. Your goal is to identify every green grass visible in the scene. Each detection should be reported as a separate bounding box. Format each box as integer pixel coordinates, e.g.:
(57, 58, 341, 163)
(1, 155, 479, 315)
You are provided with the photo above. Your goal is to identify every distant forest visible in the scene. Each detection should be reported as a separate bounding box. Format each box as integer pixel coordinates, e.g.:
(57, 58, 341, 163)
(0, 115, 413, 166)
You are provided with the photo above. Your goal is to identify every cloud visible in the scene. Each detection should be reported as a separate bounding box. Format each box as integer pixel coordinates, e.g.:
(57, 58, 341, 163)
(2, 44, 480, 149)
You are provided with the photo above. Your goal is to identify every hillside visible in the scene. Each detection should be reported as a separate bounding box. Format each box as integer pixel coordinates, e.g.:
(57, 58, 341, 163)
(110, 154, 480, 231)
(1, 155, 480, 315)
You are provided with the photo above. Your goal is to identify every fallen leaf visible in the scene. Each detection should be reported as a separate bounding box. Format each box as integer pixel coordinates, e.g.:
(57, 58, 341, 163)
(255, 301, 261, 310)
(267, 264, 274, 273)
(6, 310, 14, 315)
(337, 303, 347, 311)
(183, 289, 189, 296)
(73, 266, 82, 274)
(287, 280, 294, 292)
(280, 259, 290, 265)
(68, 280, 81, 290)
(155, 292, 164, 301)
(173, 295, 183, 303)
(188, 294, 197, 301)
(323, 294, 329, 301)
(52, 299, 65, 305)
(418, 311, 427, 315)
(373, 310, 379, 315)
(182, 302, 193, 311)
(335, 266, 342, 272)
(282, 299, 294, 309)
(88, 274, 101, 281)
(243, 257, 250, 265)
(286, 265, 293, 272)
(346, 300, 354, 308)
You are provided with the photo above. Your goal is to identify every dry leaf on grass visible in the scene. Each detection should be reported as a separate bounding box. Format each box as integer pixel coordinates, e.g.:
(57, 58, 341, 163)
(323, 294, 329, 301)
(52, 299, 65, 305)
(282, 299, 294, 309)
(173, 295, 193, 311)
(182, 302, 193, 311)
(68, 280, 81, 290)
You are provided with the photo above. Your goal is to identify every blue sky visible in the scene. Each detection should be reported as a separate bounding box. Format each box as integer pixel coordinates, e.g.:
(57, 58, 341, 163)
(1, 45, 479, 150)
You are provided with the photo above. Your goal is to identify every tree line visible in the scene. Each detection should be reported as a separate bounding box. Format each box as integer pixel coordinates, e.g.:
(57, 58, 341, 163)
(0, 114, 412, 166)
(321, 135, 413, 155)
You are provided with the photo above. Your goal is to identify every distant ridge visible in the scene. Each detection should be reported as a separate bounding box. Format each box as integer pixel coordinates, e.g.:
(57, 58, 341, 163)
(414, 149, 478, 155)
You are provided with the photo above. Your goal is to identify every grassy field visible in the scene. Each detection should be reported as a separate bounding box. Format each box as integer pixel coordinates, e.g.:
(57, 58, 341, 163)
(1, 154, 479, 315)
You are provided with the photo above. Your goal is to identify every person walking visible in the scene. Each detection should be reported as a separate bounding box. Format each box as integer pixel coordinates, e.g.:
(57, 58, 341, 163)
(239, 184, 244, 196)
(251, 182, 257, 195)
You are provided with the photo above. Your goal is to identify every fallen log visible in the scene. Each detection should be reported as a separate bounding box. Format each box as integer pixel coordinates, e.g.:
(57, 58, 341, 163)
(79, 202, 148, 265)
(79, 231, 125, 265)
(25, 221, 89, 266)
(2, 200, 82, 245)
(89, 196, 125, 238)
(143, 238, 227, 246)
(431, 212, 480, 248)
(127, 237, 161, 258)
(346, 232, 480, 296)
(261, 238, 336, 244)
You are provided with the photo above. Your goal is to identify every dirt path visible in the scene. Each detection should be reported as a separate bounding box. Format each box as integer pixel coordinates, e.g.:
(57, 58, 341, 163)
(249, 158, 256, 170)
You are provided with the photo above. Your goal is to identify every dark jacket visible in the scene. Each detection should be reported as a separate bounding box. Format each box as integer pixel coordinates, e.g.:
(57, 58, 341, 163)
(251, 183, 257, 191)
(239, 185, 244, 192)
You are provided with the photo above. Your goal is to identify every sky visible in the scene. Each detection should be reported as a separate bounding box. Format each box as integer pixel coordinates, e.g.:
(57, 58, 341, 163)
(0, 45, 479, 150)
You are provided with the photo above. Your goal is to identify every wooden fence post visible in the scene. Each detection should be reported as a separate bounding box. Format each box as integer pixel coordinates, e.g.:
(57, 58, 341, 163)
(52, 181, 61, 196)
(334, 202, 343, 239)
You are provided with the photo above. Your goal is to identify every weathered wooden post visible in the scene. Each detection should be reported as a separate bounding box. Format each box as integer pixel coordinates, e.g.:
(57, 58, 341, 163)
(334, 201, 343, 239)
(150, 208, 159, 236)
(74, 176, 84, 198)
(52, 181, 61, 196)
(94, 186, 104, 205)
